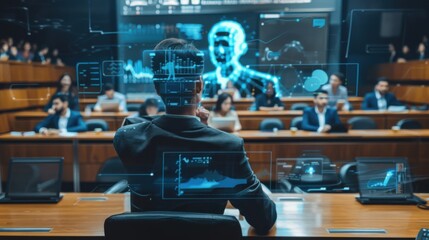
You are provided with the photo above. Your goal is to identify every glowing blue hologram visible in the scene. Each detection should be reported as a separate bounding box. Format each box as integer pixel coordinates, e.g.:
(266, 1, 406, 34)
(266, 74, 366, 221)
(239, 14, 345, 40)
(176, 23, 203, 40)
(367, 170, 395, 189)
(303, 77, 320, 92)
(102, 60, 125, 76)
(76, 62, 102, 94)
(305, 167, 316, 175)
(162, 151, 272, 199)
(312, 18, 326, 28)
(311, 69, 328, 85)
(203, 20, 279, 97)
(123, 59, 154, 82)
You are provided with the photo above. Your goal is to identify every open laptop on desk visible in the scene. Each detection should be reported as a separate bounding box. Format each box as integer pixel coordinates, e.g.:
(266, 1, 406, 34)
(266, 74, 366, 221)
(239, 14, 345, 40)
(0, 157, 63, 203)
(355, 157, 426, 205)
(100, 100, 120, 112)
(210, 117, 236, 132)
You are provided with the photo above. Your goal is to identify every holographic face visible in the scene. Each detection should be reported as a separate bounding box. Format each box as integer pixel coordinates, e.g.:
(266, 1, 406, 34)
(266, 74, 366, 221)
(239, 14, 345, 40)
(208, 21, 247, 68)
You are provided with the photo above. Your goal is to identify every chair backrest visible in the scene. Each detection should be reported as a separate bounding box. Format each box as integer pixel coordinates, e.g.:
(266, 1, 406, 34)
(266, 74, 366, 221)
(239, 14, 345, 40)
(347, 116, 377, 130)
(104, 211, 242, 240)
(339, 162, 358, 192)
(96, 157, 126, 183)
(290, 103, 309, 111)
(127, 103, 141, 112)
(85, 119, 109, 131)
(259, 118, 284, 132)
(396, 119, 422, 129)
(290, 116, 303, 130)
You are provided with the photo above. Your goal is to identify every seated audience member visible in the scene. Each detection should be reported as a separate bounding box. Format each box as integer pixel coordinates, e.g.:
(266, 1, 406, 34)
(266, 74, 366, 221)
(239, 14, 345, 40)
(253, 80, 284, 111)
(93, 83, 127, 112)
(302, 90, 341, 133)
(19, 41, 34, 62)
(388, 43, 398, 63)
(50, 48, 65, 66)
(44, 73, 79, 114)
(113, 38, 276, 235)
(417, 43, 426, 60)
(208, 92, 242, 131)
(0, 41, 9, 61)
(321, 72, 350, 111)
(362, 78, 403, 111)
(218, 80, 241, 100)
(138, 98, 160, 117)
(7, 46, 23, 61)
(32, 45, 49, 64)
(397, 45, 411, 63)
(34, 94, 87, 135)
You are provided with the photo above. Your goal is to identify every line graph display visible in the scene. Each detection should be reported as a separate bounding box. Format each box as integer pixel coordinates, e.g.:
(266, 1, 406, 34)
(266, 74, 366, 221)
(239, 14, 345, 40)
(162, 152, 250, 199)
(143, 50, 204, 80)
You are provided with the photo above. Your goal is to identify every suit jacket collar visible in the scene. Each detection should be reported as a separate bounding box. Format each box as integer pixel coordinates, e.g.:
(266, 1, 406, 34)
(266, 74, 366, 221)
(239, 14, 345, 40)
(152, 114, 206, 132)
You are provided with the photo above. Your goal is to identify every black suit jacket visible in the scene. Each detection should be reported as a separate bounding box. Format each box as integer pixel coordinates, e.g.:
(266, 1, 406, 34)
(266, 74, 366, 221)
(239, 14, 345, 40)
(301, 107, 341, 132)
(34, 110, 87, 132)
(361, 92, 403, 110)
(113, 115, 277, 234)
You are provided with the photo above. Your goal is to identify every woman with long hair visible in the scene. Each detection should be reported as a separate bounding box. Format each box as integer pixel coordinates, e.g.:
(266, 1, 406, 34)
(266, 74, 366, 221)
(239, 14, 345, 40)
(44, 73, 79, 114)
(208, 92, 242, 131)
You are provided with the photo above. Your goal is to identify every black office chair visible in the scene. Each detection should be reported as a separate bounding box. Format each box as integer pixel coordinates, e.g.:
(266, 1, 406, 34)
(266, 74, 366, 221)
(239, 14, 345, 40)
(127, 103, 141, 112)
(347, 116, 377, 130)
(290, 103, 309, 111)
(85, 119, 109, 131)
(94, 157, 128, 193)
(290, 116, 303, 130)
(339, 162, 358, 192)
(104, 211, 242, 240)
(259, 118, 284, 132)
(396, 119, 422, 129)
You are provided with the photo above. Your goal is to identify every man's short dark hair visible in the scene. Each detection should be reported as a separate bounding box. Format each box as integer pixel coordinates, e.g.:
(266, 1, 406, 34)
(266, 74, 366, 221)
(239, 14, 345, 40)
(52, 93, 68, 102)
(154, 38, 198, 51)
(104, 83, 114, 92)
(332, 72, 345, 82)
(376, 77, 389, 85)
(313, 90, 328, 98)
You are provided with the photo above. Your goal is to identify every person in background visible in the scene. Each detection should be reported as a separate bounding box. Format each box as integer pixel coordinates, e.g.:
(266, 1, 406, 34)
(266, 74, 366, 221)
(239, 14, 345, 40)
(34, 94, 87, 135)
(19, 41, 34, 62)
(50, 48, 65, 66)
(388, 43, 398, 63)
(302, 90, 341, 133)
(93, 83, 127, 112)
(33, 45, 49, 64)
(8, 46, 23, 61)
(0, 41, 9, 61)
(397, 45, 411, 62)
(417, 43, 426, 60)
(253, 80, 284, 111)
(361, 77, 403, 111)
(218, 80, 241, 100)
(113, 38, 276, 235)
(208, 92, 242, 131)
(44, 73, 79, 114)
(321, 72, 350, 111)
(138, 98, 160, 117)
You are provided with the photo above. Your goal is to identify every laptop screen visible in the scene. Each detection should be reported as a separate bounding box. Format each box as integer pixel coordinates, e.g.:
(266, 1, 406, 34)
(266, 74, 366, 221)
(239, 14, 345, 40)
(6, 158, 63, 199)
(356, 158, 413, 199)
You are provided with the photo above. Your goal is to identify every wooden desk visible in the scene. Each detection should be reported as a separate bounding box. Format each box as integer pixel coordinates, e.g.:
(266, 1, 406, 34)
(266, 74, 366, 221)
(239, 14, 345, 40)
(237, 110, 429, 130)
(0, 193, 427, 239)
(13, 111, 132, 131)
(12, 110, 429, 132)
(1, 130, 429, 191)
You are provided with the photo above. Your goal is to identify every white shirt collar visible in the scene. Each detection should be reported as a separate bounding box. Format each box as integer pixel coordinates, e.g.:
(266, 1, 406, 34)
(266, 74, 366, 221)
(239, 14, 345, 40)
(315, 106, 327, 115)
(375, 91, 383, 99)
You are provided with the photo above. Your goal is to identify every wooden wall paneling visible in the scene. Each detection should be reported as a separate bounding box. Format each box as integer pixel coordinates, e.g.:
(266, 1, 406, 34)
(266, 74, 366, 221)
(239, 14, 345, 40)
(26, 87, 52, 107)
(32, 64, 54, 82)
(391, 85, 429, 104)
(77, 142, 117, 182)
(0, 89, 30, 110)
(0, 113, 11, 133)
(8, 62, 34, 82)
(0, 62, 11, 82)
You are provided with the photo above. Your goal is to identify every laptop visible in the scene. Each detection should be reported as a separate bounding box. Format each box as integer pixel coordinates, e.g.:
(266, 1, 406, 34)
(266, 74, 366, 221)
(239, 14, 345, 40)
(210, 117, 236, 132)
(355, 157, 426, 205)
(0, 157, 64, 203)
(329, 123, 349, 133)
(100, 100, 120, 112)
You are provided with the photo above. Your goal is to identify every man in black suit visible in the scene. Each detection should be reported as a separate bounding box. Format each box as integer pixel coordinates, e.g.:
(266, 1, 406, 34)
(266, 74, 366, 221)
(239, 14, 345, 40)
(302, 90, 341, 132)
(34, 94, 87, 134)
(362, 78, 403, 110)
(113, 38, 277, 234)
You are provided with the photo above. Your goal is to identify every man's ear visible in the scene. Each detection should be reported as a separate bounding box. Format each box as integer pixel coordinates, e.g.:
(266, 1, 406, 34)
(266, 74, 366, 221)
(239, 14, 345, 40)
(195, 77, 203, 94)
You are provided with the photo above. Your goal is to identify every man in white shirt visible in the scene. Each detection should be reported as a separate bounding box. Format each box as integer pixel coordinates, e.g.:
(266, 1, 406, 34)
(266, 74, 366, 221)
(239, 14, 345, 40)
(302, 90, 342, 133)
(94, 83, 127, 112)
(34, 94, 87, 135)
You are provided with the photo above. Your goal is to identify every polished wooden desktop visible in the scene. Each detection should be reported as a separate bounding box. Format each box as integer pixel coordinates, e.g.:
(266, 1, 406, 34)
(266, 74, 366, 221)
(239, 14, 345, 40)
(0, 193, 427, 239)
(1, 130, 429, 192)
(12, 109, 429, 132)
